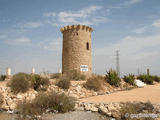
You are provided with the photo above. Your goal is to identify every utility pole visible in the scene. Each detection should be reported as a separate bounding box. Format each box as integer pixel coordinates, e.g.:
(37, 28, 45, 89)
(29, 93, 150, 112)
(116, 50, 120, 77)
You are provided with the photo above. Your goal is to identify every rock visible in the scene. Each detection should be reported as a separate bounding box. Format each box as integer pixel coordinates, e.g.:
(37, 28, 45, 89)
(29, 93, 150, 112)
(9, 103, 17, 110)
(135, 79, 146, 87)
(7, 110, 14, 114)
(70, 94, 79, 99)
(1, 103, 10, 110)
(111, 110, 121, 119)
(29, 93, 36, 100)
(79, 92, 86, 98)
(107, 103, 116, 111)
(17, 94, 23, 99)
(106, 91, 110, 94)
(99, 106, 111, 116)
(90, 106, 98, 112)
(76, 85, 82, 92)
(84, 103, 91, 111)
(93, 92, 98, 96)
(75, 106, 85, 111)
(69, 90, 73, 94)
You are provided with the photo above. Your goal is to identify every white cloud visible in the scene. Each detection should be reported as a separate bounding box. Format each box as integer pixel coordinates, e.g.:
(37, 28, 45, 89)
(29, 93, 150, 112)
(94, 35, 160, 59)
(43, 12, 56, 17)
(133, 26, 147, 34)
(39, 38, 62, 51)
(79, 5, 103, 15)
(152, 19, 160, 27)
(109, 0, 142, 9)
(20, 22, 42, 29)
(124, 0, 142, 6)
(5, 37, 32, 46)
(95, 35, 160, 57)
(44, 5, 108, 26)
(93, 32, 160, 75)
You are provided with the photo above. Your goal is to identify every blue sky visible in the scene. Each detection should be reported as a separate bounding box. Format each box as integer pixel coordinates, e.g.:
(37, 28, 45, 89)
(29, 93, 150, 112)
(0, 0, 160, 75)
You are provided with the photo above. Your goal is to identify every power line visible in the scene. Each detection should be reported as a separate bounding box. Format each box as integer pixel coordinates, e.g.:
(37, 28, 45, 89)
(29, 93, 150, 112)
(116, 50, 120, 77)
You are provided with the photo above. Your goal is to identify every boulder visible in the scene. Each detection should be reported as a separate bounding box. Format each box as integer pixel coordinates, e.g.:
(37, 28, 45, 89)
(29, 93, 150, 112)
(107, 103, 117, 111)
(111, 110, 121, 119)
(17, 94, 23, 99)
(99, 105, 112, 116)
(135, 79, 146, 87)
(84, 103, 91, 111)
(90, 106, 98, 112)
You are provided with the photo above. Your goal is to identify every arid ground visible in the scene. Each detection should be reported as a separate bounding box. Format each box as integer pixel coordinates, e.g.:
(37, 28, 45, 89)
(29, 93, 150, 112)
(80, 84, 160, 104)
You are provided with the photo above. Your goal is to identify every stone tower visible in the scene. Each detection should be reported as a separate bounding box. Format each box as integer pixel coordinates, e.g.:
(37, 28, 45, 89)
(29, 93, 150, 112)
(60, 25, 93, 76)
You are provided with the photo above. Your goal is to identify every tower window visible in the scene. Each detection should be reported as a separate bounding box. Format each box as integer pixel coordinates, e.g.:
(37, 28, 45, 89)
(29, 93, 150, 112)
(86, 42, 89, 50)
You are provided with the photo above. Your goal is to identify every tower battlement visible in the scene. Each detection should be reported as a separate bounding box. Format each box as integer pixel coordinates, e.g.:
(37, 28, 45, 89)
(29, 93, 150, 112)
(60, 24, 93, 33)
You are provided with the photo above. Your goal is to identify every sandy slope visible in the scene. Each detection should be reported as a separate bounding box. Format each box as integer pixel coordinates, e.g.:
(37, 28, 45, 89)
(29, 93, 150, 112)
(80, 84, 160, 104)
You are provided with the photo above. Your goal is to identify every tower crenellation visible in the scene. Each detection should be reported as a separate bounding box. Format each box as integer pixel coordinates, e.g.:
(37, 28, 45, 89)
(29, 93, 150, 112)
(60, 25, 93, 33)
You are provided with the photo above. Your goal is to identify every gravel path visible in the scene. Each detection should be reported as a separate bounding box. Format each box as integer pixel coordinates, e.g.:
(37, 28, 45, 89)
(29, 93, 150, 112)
(0, 111, 112, 120)
(80, 84, 160, 103)
(43, 111, 111, 120)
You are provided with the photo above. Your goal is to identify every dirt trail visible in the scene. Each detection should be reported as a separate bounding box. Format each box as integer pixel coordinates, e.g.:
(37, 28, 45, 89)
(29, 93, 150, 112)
(80, 84, 160, 104)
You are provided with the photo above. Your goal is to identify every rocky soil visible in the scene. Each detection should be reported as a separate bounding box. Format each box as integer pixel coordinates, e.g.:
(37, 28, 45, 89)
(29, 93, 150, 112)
(0, 78, 160, 119)
(0, 78, 134, 110)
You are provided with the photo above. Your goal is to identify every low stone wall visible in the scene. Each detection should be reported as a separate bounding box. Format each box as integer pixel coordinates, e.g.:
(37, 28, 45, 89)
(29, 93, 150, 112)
(75, 102, 160, 119)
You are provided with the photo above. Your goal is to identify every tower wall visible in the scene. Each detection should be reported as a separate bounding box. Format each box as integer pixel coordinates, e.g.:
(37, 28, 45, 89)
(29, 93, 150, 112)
(60, 25, 93, 76)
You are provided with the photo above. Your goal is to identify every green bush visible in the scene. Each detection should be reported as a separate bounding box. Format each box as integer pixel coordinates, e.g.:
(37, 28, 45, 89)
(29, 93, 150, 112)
(83, 75, 104, 91)
(67, 70, 86, 81)
(50, 73, 62, 79)
(151, 75, 160, 82)
(137, 74, 153, 85)
(105, 69, 121, 87)
(31, 74, 49, 91)
(123, 74, 135, 85)
(56, 75, 70, 90)
(17, 91, 76, 118)
(0, 75, 6, 81)
(9, 73, 31, 93)
(120, 102, 154, 120)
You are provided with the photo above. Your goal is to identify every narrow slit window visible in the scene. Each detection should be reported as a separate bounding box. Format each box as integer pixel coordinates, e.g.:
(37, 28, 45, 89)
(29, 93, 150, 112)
(86, 42, 89, 50)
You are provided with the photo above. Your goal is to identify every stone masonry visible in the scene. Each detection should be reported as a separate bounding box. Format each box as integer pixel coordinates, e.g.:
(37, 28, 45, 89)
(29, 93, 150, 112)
(60, 25, 93, 76)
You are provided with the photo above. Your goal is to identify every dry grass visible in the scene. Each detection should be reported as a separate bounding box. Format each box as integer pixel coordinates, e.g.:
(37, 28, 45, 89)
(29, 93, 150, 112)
(120, 102, 154, 120)
(83, 75, 105, 91)
(17, 91, 76, 119)
(56, 75, 71, 90)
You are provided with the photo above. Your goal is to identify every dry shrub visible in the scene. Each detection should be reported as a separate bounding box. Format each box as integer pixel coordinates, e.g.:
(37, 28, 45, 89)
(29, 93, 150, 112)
(34, 92, 76, 113)
(67, 70, 86, 81)
(120, 102, 154, 120)
(83, 75, 104, 91)
(56, 75, 70, 90)
(0, 93, 3, 107)
(8, 73, 31, 93)
(0, 75, 6, 81)
(16, 91, 76, 119)
(50, 73, 62, 79)
(16, 100, 42, 119)
(31, 74, 49, 91)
